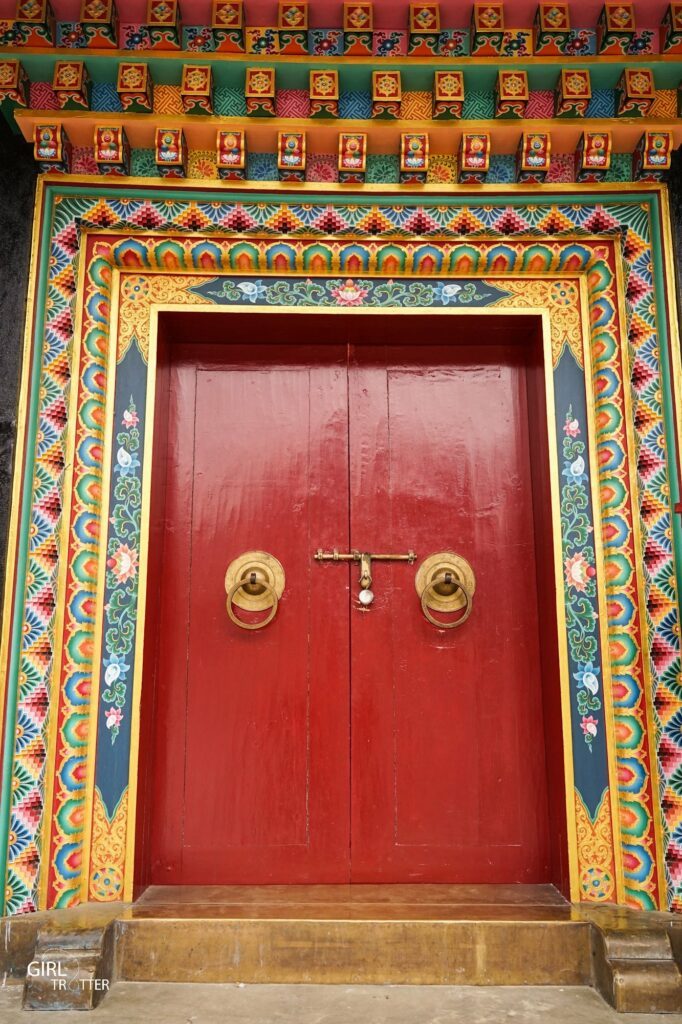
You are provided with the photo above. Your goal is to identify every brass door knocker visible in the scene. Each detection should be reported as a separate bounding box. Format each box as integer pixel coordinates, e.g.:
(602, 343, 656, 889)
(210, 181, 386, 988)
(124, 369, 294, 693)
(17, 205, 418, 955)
(224, 551, 285, 630)
(415, 552, 475, 629)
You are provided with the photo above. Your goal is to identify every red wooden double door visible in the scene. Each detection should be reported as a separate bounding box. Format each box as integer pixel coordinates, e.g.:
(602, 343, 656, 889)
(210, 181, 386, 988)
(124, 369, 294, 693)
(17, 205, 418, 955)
(145, 315, 551, 885)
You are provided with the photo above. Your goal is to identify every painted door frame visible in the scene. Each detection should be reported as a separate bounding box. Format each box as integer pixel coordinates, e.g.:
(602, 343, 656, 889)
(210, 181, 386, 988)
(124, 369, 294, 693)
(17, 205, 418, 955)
(112, 299, 586, 903)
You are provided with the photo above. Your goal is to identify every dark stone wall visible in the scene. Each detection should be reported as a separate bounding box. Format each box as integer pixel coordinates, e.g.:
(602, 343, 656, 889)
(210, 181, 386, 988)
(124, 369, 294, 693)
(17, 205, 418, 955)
(666, 153, 682, 516)
(669, 151, 682, 312)
(0, 121, 36, 598)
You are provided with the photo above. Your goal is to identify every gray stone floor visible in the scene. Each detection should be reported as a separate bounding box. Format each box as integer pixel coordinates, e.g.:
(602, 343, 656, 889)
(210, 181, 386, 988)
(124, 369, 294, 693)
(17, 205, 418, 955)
(2, 983, 682, 1023)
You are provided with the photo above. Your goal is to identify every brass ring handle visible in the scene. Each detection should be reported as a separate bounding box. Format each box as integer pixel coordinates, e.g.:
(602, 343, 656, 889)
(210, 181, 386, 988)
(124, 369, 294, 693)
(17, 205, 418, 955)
(226, 573, 279, 630)
(420, 572, 473, 629)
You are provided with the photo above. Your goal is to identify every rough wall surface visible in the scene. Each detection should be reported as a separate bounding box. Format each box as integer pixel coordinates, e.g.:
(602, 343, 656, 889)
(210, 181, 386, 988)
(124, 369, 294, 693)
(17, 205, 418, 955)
(0, 125, 35, 596)
(670, 152, 682, 313)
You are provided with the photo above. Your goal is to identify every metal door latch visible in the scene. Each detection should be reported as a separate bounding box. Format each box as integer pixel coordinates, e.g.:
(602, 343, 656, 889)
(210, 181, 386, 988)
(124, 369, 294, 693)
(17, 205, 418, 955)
(314, 549, 417, 608)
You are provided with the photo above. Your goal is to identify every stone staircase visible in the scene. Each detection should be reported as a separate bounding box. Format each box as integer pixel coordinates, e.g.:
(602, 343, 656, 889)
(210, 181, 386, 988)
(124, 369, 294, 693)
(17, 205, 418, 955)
(3, 884, 682, 1013)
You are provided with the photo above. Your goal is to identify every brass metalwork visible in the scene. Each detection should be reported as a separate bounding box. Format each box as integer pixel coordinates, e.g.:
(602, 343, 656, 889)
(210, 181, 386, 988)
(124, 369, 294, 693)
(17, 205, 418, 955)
(314, 548, 417, 603)
(226, 575, 279, 631)
(415, 552, 476, 628)
(224, 551, 285, 629)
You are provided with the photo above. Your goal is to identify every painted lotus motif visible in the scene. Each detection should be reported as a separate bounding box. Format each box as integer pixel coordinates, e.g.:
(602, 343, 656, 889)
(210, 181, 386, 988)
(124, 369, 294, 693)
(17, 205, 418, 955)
(330, 279, 369, 305)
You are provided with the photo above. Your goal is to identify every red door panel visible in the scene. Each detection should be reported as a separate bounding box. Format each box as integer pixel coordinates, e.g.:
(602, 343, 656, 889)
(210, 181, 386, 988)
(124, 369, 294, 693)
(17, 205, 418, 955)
(145, 328, 551, 886)
(149, 345, 351, 883)
(348, 343, 550, 882)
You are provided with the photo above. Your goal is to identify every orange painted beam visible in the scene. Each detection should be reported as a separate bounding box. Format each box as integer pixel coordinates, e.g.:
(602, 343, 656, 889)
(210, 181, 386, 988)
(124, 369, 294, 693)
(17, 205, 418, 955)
(15, 109, 682, 154)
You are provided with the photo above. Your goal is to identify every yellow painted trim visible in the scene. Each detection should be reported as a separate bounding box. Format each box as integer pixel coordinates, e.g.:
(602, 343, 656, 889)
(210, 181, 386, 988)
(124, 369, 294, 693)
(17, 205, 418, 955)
(18, 173, 675, 197)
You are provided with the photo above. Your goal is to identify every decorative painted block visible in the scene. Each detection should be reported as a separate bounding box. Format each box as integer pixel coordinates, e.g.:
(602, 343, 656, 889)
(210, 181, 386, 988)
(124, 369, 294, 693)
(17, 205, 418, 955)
(211, 0, 241, 29)
(245, 27, 280, 54)
(399, 132, 429, 184)
(458, 132, 490, 183)
(632, 130, 672, 181)
(277, 130, 306, 181)
(154, 127, 187, 176)
(180, 64, 213, 114)
(554, 69, 591, 118)
(338, 131, 367, 183)
(278, 2, 308, 52)
(0, 59, 29, 112)
(533, 2, 570, 55)
(116, 62, 153, 112)
(471, 3, 505, 56)
(310, 70, 339, 118)
(597, 2, 635, 54)
(53, 60, 91, 110)
(216, 128, 246, 180)
(343, 1, 372, 53)
(615, 67, 655, 116)
(433, 70, 464, 119)
(146, 0, 180, 48)
(372, 70, 401, 118)
(660, 3, 682, 53)
(93, 124, 130, 174)
(211, 0, 244, 52)
(437, 29, 468, 55)
(516, 131, 551, 182)
(56, 21, 87, 45)
(410, 2, 440, 31)
(184, 25, 215, 50)
(278, 1, 307, 28)
(33, 123, 71, 172)
(121, 22, 150, 48)
(245, 67, 276, 116)
(14, 0, 55, 44)
(495, 70, 529, 118)
(373, 29, 407, 54)
(278, 28, 307, 52)
(501, 28, 532, 54)
(628, 28, 654, 52)
(408, 3, 440, 55)
(309, 28, 344, 54)
(79, 0, 118, 45)
(574, 130, 611, 182)
(560, 27, 596, 54)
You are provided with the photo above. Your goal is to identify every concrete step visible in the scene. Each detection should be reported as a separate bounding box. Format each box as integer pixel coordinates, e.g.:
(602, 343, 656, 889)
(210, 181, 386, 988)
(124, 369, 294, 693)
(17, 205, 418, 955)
(23, 924, 114, 1010)
(591, 923, 682, 1013)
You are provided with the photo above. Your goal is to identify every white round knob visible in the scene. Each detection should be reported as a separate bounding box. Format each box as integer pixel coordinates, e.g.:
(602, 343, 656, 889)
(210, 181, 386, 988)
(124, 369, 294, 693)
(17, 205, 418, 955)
(358, 588, 374, 606)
